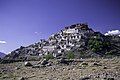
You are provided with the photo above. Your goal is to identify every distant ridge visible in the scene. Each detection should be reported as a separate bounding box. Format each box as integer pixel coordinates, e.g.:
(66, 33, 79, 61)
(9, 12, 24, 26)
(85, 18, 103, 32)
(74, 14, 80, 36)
(0, 52, 6, 58)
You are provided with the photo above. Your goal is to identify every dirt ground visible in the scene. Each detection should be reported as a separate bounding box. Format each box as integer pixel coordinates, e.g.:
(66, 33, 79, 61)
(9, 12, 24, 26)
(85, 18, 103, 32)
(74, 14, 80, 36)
(0, 58, 120, 80)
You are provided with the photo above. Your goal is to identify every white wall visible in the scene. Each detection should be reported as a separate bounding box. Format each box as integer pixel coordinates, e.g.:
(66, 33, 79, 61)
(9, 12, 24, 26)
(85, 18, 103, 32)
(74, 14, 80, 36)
(63, 29, 78, 34)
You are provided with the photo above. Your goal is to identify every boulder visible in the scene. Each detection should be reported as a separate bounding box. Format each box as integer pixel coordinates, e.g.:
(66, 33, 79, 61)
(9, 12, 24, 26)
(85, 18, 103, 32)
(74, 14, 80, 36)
(93, 62, 102, 66)
(46, 62, 52, 66)
(15, 67, 20, 70)
(19, 77, 25, 80)
(79, 76, 90, 80)
(32, 65, 40, 68)
(32, 64, 45, 68)
(41, 59, 48, 65)
(58, 58, 69, 65)
(81, 62, 88, 66)
(24, 62, 33, 67)
(103, 66, 107, 69)
(107, 78, 114, 80)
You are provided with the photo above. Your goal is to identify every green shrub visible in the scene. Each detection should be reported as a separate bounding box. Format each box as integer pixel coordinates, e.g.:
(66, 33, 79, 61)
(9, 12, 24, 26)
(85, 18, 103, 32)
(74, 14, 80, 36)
(88, 39, 103, 52)
(79, 51, 85, 55)
(88, 37, 111, 53)
(44, 54, 54, 60)
(66, 51, 75, 59)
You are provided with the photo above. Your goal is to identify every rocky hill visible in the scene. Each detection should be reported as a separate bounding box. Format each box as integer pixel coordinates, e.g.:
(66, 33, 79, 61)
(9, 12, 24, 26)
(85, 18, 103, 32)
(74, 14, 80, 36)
(2, 23, 120, 62)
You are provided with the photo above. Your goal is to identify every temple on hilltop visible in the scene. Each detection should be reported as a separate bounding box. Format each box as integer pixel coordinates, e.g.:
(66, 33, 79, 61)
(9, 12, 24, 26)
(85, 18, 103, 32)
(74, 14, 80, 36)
(4, 23, 97, 60)
(65, 23, 89, 30)
(4, 23, 120, 61)
(40, 23, 95, 57)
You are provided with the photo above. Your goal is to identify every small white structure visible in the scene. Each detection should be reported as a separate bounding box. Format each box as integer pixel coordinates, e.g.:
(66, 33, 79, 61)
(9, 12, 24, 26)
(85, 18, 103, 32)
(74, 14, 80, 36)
(39, 53, 43, 56)
(68, 42, 74, 47)
(66, 48, 71, 51)
(58, 50, 62, 53)
(63, 28, 78, 34)
(42, 46, 55, 52)
(49, 39, 56, 43)
(60, 45, 67, 49)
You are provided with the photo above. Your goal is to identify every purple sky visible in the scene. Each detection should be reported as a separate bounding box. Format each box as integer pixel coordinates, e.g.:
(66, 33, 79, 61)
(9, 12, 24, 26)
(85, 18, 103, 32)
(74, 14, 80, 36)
(0, 0, 120, 54)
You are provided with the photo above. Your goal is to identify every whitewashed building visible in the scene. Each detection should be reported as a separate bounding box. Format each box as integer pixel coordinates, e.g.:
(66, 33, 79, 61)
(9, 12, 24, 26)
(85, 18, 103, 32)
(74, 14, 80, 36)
(42, 46, 56, 52)
(63, 28, 79, 34)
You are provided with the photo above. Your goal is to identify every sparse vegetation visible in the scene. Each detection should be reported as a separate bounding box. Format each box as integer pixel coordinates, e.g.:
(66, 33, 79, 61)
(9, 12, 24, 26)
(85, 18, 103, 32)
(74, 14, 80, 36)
(88, 38, 103, 52)
(66, 51, 75, 59)
(79, 51, 85, 55)
(88, 36, 111, 53)
(44, 54, 54, 60)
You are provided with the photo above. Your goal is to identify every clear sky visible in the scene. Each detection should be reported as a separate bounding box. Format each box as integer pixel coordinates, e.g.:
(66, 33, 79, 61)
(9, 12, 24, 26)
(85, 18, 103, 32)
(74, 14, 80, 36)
(0, 0, 120, 54)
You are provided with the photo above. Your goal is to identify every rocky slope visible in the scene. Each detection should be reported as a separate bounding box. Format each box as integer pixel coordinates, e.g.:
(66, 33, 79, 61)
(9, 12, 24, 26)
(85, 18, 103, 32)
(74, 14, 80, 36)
(2, 23, 120, 62)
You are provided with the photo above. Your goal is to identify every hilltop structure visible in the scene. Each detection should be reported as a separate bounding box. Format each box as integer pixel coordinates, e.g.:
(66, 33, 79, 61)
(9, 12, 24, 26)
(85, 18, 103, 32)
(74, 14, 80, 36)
(3, 23, 120, 61)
